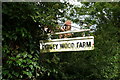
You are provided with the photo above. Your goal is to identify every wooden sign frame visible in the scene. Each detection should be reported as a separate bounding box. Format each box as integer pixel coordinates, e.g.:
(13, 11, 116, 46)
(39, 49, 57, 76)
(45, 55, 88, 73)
(40, 36, 94, 53)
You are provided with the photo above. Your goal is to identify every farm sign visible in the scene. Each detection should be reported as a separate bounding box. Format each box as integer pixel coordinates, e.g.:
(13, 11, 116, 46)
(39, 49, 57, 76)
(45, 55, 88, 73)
(40, 36, 94, 53)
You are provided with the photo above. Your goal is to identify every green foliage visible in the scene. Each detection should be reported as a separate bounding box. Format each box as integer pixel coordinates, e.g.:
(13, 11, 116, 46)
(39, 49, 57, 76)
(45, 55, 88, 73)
(2, 2, 69, 79)
(79, 2, 120, 79)
(2, 2, 120, 80)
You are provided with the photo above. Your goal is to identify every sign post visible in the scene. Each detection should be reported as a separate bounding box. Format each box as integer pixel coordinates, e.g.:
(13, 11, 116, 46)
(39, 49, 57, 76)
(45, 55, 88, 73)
(40, 36, 94, 53)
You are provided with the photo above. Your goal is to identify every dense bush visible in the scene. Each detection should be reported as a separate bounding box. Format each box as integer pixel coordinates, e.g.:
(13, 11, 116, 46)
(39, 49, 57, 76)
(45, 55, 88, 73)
(2, 2, 120, 80)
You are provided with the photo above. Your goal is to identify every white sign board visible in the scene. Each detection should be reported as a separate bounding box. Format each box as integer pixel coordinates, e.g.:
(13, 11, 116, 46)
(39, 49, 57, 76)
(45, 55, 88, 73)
(40, 36, 94, 53)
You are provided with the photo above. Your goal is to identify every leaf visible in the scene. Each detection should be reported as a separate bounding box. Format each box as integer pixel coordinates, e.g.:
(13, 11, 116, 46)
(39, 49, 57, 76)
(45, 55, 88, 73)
(3, 70, 9, 75)
(29, 65, 33, 69)
(28, 54, 32, 58)
(48, 72, 50, 76)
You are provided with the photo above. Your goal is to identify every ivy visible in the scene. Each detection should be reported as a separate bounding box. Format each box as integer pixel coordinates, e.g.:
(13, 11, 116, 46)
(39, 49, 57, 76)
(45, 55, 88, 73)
(2, 2, 120, 80)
